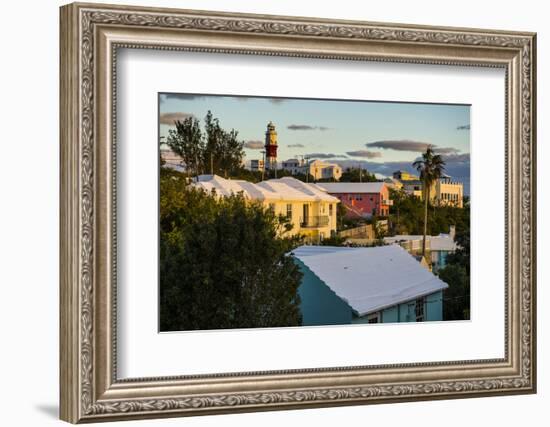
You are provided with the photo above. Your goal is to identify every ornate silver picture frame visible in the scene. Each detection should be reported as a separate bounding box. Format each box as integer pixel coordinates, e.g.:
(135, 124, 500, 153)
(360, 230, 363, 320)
(60, 2, 536, 423)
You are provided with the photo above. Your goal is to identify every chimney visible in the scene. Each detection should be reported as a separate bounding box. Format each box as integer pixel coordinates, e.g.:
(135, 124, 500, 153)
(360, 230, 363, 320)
(449, 225, 456, 240)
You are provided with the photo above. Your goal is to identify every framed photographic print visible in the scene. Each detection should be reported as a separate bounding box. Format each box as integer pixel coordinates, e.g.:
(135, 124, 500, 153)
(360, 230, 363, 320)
(60, 2, 537, 423)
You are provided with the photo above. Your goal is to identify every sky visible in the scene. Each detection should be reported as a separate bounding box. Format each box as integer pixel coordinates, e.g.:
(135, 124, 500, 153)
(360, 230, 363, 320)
(159, 93, 470, 190)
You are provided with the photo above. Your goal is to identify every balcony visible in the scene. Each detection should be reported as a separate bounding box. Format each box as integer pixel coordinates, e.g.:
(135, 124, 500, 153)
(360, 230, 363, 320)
(382, 199, 394, 206)
(300, 216, 330, 228)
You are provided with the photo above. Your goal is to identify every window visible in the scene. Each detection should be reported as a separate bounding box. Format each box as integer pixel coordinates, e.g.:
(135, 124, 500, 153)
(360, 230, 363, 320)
(329, 204, 333, 217)
(286, 203, 292, 219)
(415, 297, 425, 322)
(367, 313, 380, 323)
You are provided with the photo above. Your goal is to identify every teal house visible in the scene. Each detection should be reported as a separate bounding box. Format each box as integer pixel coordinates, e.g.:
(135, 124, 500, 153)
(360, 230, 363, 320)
(293, 245, 448, 325)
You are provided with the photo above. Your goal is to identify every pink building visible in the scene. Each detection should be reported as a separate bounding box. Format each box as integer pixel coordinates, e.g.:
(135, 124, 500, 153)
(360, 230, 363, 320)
(315, 182, 392, 218)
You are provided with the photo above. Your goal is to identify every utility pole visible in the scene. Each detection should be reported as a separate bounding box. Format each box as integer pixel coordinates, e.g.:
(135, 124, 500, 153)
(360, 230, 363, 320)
(359, 162, 362, 182)
(261, 150, 266, 181)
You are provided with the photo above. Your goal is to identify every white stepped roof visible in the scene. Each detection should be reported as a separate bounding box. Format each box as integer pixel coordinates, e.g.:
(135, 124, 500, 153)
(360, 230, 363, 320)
(292, 245, 448, 316)
(192, 175, 339, 203)
(315, 182, 386, 194)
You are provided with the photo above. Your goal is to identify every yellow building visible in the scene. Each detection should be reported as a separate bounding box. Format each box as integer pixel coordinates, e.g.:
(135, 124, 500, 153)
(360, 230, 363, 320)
(305, 159, 343, 181)
(191, 175, 339, 243)
(393, 170, 419, 181)
(433, 176, 464, 207)
(400, 176, 464, 208)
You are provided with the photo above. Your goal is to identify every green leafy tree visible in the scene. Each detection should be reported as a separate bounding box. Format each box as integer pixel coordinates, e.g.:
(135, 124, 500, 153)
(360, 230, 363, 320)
(167, 116, 203, 176)
(340, 167, 378, 183)
(446, 217, 471, 275)
(165, 111, 245, 178)
(437, 207, 470, 320)
(438, 264, 470, 320)
(388, 189, 468, 238)
(412, 146, 446, 256)
(159, 169, 304, 331)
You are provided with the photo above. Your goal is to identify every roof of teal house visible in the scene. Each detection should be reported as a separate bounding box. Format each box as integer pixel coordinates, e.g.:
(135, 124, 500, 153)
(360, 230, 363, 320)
(292, 245, 448, 316)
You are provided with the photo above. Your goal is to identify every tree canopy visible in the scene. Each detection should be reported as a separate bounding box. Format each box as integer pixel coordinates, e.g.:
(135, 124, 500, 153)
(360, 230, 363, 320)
(159, 168, 304, 331)
(339, 167, 378, 183)
(165, 111, 245, 177)
(437, 205, 470, 320)
(413, 146, 446, 256)
(387, 188, 468, 237)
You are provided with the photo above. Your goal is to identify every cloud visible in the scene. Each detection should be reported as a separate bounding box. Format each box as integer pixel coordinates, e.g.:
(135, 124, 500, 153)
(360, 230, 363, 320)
(433, 147, 460, 155)
(160, 93, 206, 103)
(287, 124, 331, 131)
(159, 112, 194, 125)
(365, 139, 433, 152)
(457, 124, 471, 130)
(305, 152, 347, 159)
(244, 140, 264, 150)
(441, 153, 470, 163)
(287, 143, 305, 148)
(365, 140, 461, 156)
(346, 150, 382, 159)
(338, 155, 470, 181)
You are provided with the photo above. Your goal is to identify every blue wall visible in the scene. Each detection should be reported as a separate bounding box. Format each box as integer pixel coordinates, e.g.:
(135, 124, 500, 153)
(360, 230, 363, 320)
(425, 291, 444, 321)
(296, 260, 444, 325)
(295, 259, 353, 326)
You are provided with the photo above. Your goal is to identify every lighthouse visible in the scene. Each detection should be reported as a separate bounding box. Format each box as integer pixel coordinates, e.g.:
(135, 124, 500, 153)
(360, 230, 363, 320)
(264, 121, 278, 172)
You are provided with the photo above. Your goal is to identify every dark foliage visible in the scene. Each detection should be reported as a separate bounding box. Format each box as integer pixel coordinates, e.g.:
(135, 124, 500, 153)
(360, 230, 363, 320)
(339, 167, 378, 183)
(159, 168, 304, 331)
(165, 111, 245, 177)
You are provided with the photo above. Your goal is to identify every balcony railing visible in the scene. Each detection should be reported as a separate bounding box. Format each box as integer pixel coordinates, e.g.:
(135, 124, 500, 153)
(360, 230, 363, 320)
(300, 215, 330, 228)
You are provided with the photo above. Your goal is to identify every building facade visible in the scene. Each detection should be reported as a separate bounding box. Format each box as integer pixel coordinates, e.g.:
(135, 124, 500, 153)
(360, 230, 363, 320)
(433, 176, 464, 207)
(384, 226, 458, 272)
(305, 159, 342, 181)
(281, 158, 343, 181)
(293, 245, 448, 325)
(250, 159, 265, 172)
(281, 158, 304, 175)
(315, 182, 392, 218)
(191, 175, 339, 243)
(393, 170, 419, 181)
(394, 172, 464, 208)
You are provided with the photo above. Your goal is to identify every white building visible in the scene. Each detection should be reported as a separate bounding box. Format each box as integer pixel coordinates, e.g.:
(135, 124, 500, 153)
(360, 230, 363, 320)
(281, 158, 342, 181)
(383, 226, 458, 271)
(307, 160, 342, 181)
(250, 159, 265, 172)
(191, 175, 339, 243)
(281, 158, 304, 175)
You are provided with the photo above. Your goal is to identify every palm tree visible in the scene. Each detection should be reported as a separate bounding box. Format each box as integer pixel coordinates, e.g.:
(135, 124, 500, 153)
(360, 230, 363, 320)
(413, 146, 446, 256)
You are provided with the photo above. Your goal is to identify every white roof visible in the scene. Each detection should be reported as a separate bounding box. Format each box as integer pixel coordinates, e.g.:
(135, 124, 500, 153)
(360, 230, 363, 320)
(315, 182, 386, 194)
(292, 245, 448, 316)
(384, 233, 457, 251)
(192, 175, 339, 203)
